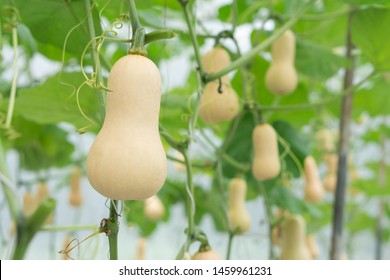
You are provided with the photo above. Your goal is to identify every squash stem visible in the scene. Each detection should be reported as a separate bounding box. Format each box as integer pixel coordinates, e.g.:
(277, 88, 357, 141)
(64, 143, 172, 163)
(129, 28, 147, 56)
(226, 232, 235, 260)
(128, 0, 147, 56)
(108, 199, 119, 260)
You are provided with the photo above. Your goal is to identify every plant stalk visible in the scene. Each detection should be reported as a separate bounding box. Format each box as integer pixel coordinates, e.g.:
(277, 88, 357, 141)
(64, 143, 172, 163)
(330, 10, 355, 260)
(5, 26, 18, 128)
(179, 0, 205, 78)
(108, 200, 119, 260)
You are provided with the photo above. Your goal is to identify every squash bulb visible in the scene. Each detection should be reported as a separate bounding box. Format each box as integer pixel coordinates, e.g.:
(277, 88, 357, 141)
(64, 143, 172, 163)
(199, 80, 239, 123)
(227, 177, 251, 235)
(280, 215, 311, 260)
(304, 156, 324, 203)
(191, 247, 222, 260)
(144, 195, 165, 221)
(265, 30, 298, 95)
(86, 55, 167, 200)
(252, 123, 281, 180)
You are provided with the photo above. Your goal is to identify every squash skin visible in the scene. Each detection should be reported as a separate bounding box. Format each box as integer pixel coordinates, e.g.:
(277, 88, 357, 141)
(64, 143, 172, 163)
(199, 80, 239, 123)
(265, 30, 298, 95)
(227, 177, 251, 235)
(252, 123, 281, 180)
(86, 55, 167, 200)
(304, 156, 324, 203)
(191, 249, 222, 260)
(280, 215, 311, 260)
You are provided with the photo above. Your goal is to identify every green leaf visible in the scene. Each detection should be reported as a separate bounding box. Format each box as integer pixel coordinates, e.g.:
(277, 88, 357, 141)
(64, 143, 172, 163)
(352, 178, 390, 197)
(273, 120, 310, 177)
(296, 38, 349, 80)
(353, 75, 390, 117)
(14, 0, 102, 58)
(221, 111, 255, 180)
(351, 7, 390, 71)
(9, 117, 74, 171)
(347, 211, 376, 233)
(12, 72, 100, 132)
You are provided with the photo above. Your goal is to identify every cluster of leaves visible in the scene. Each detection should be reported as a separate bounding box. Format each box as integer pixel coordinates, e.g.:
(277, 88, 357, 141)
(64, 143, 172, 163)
(0, 0, 390, 258)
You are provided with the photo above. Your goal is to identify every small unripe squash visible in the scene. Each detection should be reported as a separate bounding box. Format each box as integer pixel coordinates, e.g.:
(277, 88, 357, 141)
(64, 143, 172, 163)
(280, 215, 311, 260)
(144, 195, 165, 221)
(199, 47, 239, 123)
(252, 123, 281, 180)
(265, 30, 298, 95)
(86, 55, 167, 200)
(69, 167, 83, 207)
(306, 235, 319, 259)
(304, 156, 324, 203)
(227, 177, 251, 235)
(191, 247, 222, 260)
(323, 173, 337, 193)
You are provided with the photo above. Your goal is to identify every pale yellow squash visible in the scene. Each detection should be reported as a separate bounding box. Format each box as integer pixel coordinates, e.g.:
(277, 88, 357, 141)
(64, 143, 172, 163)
(316, 128, 336, 152)
(199, 80, 239, 123)
(69, 167, 83, 207)
(133, 237, 147, 260)
(252, 123, 281, 180)
(191, 248, 222, 260)
(304, 156, 324, 203)
(86, 55, 167, 200)
(265, 30, 298, 95)
(144, 195, 165, 221)
(306, 235, 319, 259)
(227, 177, 251, 235)
(280, 215, 311, 260)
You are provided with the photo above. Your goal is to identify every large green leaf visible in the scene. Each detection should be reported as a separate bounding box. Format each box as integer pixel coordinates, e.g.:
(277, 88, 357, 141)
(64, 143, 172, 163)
(14, 0, 102, 58)
(12, 72, 100, 132)
(351, 7, 390, 71)
(353, 75, 390, 117)
(9, 117, 74, 171)
(296, 38, 349, 81)
(347, 211, 376, 233)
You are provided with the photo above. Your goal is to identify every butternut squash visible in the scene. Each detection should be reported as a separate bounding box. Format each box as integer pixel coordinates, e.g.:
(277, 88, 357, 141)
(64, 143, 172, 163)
(36, 182, 54, 224)
(252, 123, 281, 180)
(304, 156, 324, 203)
(23, 191, 37, 216)
(199, 46, 239, 123)
(191, 246, 222, 260)
(86, 54, 167, 200)
(198, 81, 239, 123)
(227, 177, 251, 235)
(69, 167, 83, 207)
(144, 195, 165, 221)
(280, 215, 311, 260)
(265, 29, 298, 95)
(323, 153, 338, 192)
(202, 46, 231, 78)
(306, 235, 319, 259)
(133, 237, 146, 260)
(316, 128, 335, 152)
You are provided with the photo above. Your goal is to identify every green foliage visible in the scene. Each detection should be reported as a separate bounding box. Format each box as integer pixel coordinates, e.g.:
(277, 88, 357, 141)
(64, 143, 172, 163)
(351, 7, 390, 71)
(11, 0, 102, 60)
(12, 72, 100, 132)
(9, 117, 74, 171)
